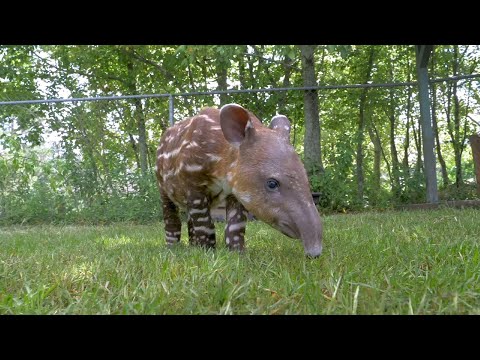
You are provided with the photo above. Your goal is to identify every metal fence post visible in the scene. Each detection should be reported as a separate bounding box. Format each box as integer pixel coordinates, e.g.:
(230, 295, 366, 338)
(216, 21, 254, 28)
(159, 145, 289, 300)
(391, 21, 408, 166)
(169, 95, 174, 126)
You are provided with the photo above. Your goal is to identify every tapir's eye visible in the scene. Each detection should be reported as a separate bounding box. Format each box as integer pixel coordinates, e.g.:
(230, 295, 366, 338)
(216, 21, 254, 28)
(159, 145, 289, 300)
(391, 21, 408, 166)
(266, 178, 279, 191)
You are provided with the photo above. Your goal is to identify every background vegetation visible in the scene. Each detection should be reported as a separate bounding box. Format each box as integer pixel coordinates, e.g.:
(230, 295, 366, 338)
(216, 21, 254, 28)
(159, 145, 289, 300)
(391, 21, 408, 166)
(1, 45, 479, 224)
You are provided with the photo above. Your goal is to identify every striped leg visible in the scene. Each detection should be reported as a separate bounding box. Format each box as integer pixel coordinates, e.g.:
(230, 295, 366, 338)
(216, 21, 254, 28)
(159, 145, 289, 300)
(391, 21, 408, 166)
(187, 216, 197, 245)
(225, 195, 247, 251)
(187, 195, 216, 248)
(160, 189, 182, 246)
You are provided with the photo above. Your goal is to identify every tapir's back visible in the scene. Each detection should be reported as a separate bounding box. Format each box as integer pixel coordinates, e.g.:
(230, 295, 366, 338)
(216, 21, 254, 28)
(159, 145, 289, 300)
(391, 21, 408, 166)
(156, 107, 261, 210)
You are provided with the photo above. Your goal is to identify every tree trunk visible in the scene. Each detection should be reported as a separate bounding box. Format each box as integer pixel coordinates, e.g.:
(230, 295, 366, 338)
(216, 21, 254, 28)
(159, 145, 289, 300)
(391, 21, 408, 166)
(431, 89, 449, 187)
(403, 72, 412, 177)
(412, 115, 423, 174)
(135, 98, 148, 177)
(128, 132, 141, 170)
(403, 52, 413, 181)
(355, 46, 375, 204)
(300, 45, 323, 176)
(278, 49, 293, 114)
(445, 45, 463, 188)
(216, 57, 229, 106)
(470, 134, 480, 195)
(416, 45, 438, 203)
(388, 60, 401, 199)
(389, 120, 401, 197)
(453, 58, 463, 186)
(367, 118, 381, 204)
(238, 45, 248, 89)
(125, 57, 148, 178)
(430, 50, 449, 187)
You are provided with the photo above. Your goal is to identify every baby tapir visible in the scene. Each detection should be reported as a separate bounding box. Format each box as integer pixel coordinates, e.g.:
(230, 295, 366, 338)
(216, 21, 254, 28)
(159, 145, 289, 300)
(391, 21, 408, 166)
(155, 104, 323, 257)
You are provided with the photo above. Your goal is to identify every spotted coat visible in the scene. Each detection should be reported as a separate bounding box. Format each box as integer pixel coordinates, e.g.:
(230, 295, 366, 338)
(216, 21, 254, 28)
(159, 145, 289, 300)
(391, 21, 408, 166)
(156, 104, 323, 257)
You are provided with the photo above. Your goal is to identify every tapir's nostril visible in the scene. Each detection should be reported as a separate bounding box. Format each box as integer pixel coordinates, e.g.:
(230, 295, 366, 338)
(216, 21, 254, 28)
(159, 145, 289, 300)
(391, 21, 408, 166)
(305, 244, 323, 258)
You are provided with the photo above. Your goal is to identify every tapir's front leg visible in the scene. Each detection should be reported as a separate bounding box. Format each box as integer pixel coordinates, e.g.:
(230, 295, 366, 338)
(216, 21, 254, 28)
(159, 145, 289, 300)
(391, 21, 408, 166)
(187, 195, 216, 248)
(225, 195, 247, 251)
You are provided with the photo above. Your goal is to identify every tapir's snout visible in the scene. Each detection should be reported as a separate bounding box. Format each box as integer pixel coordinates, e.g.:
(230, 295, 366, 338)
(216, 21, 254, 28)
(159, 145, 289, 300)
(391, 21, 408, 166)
(276, 201, 323, 258)
(305, 243, 323, 258)
(298, 203, 323, 258)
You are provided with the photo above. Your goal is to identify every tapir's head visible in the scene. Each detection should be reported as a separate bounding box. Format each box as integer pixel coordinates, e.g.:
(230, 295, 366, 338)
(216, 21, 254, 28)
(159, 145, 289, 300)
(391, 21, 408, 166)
(220, 104, 323, 258)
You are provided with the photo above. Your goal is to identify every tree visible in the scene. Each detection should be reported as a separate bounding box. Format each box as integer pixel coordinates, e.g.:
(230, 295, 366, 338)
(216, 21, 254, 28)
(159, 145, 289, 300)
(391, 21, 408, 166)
(299, 45, 323, 176)
(355, 46, 375, 204)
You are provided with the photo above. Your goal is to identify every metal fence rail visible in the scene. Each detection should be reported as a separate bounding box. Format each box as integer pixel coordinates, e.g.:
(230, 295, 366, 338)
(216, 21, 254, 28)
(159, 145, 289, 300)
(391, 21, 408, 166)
(1, 73, 479, 127)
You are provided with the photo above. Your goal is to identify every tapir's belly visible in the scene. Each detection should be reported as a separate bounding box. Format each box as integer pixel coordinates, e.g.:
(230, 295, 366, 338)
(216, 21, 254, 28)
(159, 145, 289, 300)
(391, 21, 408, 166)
(156, 114, 231, 210)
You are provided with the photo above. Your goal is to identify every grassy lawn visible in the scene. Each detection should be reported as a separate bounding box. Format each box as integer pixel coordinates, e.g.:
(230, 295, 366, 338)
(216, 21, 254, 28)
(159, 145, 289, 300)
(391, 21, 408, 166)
(0, 208, 479, 315)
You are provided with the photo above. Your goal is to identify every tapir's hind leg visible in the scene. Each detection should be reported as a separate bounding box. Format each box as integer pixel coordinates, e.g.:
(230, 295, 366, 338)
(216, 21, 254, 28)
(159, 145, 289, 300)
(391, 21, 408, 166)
(187, 195, 216, 249)
(160, 189, 182, 246)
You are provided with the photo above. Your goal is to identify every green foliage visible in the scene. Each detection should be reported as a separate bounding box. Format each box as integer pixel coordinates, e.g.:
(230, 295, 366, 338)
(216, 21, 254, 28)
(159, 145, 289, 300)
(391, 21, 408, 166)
(399, 171, 427, 205)
(1, 208, 479, 314)
(439, 183, 478, 201)
(0, 147, 162, 225)
(1, 45, 480, 224)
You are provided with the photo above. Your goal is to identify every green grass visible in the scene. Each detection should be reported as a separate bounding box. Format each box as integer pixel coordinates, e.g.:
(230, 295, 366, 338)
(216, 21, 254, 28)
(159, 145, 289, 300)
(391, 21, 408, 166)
(1, 208, 479, 314)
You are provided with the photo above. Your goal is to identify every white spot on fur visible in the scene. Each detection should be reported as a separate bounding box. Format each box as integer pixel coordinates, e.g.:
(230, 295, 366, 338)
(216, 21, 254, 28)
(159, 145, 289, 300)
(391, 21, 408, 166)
(196, 216, 210, 222)
(193, 199, 202, 205)
(173, 163, 184, 175)
(206, 153, 222, 162)
(190, 208, 208, 215)
(284, 125, 290, 131)
(233, 236, 240, 241)
(186, 141, 199, 149)
(162, 147, 182, 159)
(185, 164, 203, 172)
(210, 126, 221, 131)
(225, 237, 230, 244)
(194, 226, 215, 235)
(227, 209, 237, 220)
(228, 222, 246, 232)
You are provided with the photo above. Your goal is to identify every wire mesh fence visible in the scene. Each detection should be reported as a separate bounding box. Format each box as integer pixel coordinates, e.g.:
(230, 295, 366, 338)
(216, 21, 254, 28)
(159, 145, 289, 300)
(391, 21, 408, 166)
(1, 76, 479, 224)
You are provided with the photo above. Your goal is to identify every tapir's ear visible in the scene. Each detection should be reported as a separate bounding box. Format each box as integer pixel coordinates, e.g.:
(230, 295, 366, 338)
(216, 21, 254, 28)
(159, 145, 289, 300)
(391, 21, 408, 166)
(269, 115, 291, 143)
(220, 104, 256, 146)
